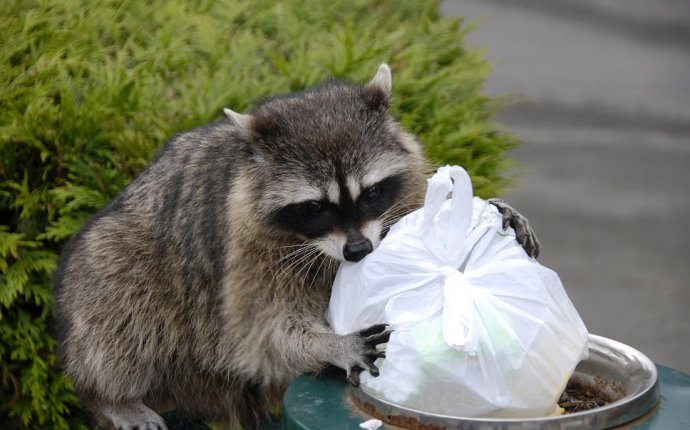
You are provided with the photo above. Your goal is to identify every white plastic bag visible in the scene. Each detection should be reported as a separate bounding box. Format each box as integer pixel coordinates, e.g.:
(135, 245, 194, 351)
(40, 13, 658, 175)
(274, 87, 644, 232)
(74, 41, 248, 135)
(327, 165, 588, 418)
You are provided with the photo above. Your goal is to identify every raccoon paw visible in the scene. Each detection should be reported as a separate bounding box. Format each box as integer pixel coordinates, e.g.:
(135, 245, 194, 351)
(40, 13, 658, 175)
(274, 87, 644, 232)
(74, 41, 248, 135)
(488, 198, 541, 259)
(345, 324, 391, 387)
(102, 401, 168, 430)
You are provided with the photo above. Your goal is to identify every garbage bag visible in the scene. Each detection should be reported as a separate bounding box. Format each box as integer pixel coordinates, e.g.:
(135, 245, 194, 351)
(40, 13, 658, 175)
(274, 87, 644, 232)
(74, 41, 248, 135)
(326, 165, 588, 418)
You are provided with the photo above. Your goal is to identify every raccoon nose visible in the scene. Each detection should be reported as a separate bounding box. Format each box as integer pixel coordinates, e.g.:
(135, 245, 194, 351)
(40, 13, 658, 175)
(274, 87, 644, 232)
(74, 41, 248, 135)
(343, 239, 373, 262)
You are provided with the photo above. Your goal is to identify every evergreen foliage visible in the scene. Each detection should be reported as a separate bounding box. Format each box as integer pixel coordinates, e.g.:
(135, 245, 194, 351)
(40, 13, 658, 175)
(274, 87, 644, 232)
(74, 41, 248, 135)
(0, 0, 518, 427)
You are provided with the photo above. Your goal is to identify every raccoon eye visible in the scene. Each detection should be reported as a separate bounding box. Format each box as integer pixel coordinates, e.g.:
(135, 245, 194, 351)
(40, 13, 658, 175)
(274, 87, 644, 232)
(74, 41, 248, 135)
(363, 185, 380, 203)
(306, 200, 325, 213)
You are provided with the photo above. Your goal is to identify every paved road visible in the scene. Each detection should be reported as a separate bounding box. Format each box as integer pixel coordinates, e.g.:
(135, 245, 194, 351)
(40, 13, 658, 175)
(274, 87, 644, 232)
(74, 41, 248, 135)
(441, 0, 690, 374)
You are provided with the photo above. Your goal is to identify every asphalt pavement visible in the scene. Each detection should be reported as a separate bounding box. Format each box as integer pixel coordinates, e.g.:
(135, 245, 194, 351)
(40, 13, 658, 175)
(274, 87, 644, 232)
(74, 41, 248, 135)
(440, 0, 690, 374)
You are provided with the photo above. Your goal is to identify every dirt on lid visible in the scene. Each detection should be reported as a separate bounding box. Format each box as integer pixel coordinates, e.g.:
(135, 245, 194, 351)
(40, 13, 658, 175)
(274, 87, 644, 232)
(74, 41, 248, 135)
(558, 378, 616, 413)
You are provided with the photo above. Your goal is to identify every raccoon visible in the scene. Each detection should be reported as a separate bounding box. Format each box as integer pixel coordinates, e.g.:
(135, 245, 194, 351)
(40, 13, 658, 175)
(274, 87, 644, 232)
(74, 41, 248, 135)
(54, 64, 539, 430)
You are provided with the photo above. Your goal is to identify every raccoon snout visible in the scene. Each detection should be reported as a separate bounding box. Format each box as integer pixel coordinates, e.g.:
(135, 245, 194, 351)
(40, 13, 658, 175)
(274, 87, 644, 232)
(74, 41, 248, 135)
(343, 239, 373, 262)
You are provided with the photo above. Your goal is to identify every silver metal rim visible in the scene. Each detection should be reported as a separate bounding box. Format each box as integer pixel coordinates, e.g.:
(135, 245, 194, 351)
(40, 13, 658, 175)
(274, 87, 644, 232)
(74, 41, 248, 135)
(348, 334, 659, 430)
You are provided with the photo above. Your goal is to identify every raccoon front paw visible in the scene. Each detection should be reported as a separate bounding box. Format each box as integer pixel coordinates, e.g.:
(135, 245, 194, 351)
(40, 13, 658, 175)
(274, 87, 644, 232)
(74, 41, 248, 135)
(102, 401, 168, 430)
(345, 324, 391, 387)
(488, 198, 541, 258)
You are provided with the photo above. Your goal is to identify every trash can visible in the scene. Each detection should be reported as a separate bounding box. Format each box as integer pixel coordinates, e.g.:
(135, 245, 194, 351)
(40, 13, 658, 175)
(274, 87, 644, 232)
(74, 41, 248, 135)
(282, 335, 690, 429)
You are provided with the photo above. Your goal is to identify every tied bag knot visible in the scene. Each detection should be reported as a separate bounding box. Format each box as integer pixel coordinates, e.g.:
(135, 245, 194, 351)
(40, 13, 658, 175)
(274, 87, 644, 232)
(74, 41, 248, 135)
(438, 264, 482, 353)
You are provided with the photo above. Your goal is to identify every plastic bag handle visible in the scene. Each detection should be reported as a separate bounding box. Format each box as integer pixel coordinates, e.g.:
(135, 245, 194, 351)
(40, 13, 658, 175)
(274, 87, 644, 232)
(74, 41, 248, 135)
(421, 166, 474, 265)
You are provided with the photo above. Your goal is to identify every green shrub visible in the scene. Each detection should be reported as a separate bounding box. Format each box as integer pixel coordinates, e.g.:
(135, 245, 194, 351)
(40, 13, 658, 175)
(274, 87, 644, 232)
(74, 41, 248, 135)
(0, 0, 518, 427)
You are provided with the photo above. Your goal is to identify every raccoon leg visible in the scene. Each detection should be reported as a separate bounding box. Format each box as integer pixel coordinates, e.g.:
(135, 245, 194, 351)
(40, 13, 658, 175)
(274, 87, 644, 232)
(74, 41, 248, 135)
(297, 323, 390, 387)
(488, 198, 541, 258)
(257, 315, 390, 389)
(101, 400, 168, 430)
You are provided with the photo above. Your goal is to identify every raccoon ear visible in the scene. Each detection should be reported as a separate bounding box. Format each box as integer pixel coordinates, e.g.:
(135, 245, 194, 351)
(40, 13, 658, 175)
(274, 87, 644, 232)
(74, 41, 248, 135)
(363, 63, 392, 110)
(223, 107, 253, 130)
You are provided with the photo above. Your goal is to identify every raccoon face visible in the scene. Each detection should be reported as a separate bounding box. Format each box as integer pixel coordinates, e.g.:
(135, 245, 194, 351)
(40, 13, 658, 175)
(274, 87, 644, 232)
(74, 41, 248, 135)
(227, 64, 426, 262)
(269, 166, 407, 262)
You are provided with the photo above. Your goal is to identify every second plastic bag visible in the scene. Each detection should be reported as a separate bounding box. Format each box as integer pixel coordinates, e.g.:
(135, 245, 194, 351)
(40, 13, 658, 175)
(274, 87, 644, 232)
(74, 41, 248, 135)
(327, 165, 588, 418)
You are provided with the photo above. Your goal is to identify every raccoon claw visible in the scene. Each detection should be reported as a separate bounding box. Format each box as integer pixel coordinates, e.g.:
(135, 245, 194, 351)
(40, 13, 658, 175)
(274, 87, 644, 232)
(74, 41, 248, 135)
(347, 359, 380, 387)
(346, 324, 390, 387)
(347, 366, 363, 387)
(359, 324, 392, 346)
(488, 198, 541, 258)
(358, 323, 388, 338)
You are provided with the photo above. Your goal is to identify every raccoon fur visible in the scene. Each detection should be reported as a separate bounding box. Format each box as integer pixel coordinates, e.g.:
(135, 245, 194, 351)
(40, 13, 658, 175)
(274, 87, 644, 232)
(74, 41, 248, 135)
(54, 65, 539, 430)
